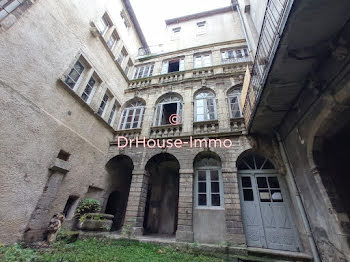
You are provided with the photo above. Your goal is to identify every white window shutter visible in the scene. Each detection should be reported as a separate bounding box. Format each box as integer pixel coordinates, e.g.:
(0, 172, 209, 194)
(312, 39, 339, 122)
(161, 61, 169, 74)
(179, 58, 185, 71)
(203, 55, 211, 67)
(194, 56, 201, 68)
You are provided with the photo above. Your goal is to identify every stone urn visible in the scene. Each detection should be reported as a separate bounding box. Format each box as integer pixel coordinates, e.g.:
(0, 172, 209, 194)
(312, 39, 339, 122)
(77, 213, 114, 232)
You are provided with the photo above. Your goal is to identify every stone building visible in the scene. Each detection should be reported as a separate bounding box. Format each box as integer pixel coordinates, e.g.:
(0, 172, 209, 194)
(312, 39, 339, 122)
(1, 0, 349, 261)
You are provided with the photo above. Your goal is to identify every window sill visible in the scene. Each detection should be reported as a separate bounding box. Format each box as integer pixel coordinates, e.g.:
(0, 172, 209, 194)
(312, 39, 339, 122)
(194, 206, 225, 211)
(57, 78, 115, 132)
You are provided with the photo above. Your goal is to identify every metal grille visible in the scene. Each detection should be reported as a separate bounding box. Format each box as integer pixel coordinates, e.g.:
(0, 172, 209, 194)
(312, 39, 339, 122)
(243, 0, 294, 129)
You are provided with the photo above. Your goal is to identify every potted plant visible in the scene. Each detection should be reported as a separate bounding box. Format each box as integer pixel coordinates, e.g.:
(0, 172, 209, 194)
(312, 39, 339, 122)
(74, 198, 114, 231)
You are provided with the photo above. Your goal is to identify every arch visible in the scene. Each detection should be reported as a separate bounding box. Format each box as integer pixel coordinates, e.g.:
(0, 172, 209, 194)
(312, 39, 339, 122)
(118, 97, 146, 130)
(236, 150, 275, 170)
(121, 97, 146, 111)
(105, 155, 134, 231)
(143, 153, 180, 235)
(226, 83, 243, 96)
(193, 151, 222, 169)
(155, 92, 183, 104)
(194, 88, 216, 99)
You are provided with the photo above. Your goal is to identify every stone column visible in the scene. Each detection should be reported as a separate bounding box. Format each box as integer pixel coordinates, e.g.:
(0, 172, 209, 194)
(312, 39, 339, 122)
(123, 170, 149, 236)
(176, 169, 194, 242)
(222, 168, 246, 245)
(24, 158, 71, 242)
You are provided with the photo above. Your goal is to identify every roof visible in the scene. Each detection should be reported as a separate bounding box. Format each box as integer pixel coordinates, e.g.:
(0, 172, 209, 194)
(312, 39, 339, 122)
(165, 6, 234, 25)
(122, 0, 149, 49)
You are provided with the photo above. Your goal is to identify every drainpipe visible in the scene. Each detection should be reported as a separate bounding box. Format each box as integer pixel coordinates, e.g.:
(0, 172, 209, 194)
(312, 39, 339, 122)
(232, 0, 252, 52)
(275, 132, 320, 262)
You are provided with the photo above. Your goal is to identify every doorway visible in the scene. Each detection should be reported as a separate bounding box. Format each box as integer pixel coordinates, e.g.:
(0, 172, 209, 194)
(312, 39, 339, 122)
(238, 153, 299, 252)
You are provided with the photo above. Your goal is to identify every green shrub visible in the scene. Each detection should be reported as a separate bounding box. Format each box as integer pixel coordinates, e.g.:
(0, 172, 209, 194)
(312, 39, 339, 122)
(74, 198, 101, 218)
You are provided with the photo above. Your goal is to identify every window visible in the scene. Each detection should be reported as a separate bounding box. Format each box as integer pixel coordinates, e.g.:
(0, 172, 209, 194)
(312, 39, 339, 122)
(125, 59, 133, 77)
(65, 60, 85, 90)
(0, 0, 23, 21)
(133, 64, 154, 79)
(195, 169, 223, 207)
(117, 48, 127, 65)
(120, 9, 130, 28)
(161, 58, 185, 74)
(171, 27, 181, 40)
(228, 89, 242, 118)
(221, 48, 249, 63)
(81, 76, 97, 104)
(194, 53, 212, 68)
(62, 195, 79, 219)
(106, 30, 119, 50)
(196, 21, 207, 35)
(107, 103, 118, 126)
(153, 94, 183, 126)
(194, 91, 217, 122)
(257, 176, 283, 202)
(97, 93, 109, 117)
(118, 100, 145, 130)
(96, 13, 111, 36)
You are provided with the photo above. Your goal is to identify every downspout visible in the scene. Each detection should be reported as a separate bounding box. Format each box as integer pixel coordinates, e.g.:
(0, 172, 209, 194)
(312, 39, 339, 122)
(275, 132, 320, 262)
(232, 1, 252, 52)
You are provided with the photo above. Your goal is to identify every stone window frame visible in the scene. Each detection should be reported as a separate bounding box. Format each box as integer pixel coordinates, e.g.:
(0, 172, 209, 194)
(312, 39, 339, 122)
(118, 100, 145, 130)
(117, 46, 128, 66)
(196, 21, 207, 35)
(193, 52, 212, 69)
(133, 63, 155, 79)
(106, 29, 120, 51)
(96, 12, 112, 37)
(153, 93, 183, 126)
(194, 166, 224, 209)
(161, 56, 185, 74)
(97, 91, 111, 118)
(228, 88, 242, 119)
(0, 0, 25, 22)
(80, 73, 100, 105)
(124, 59, 133, 77)
(194, 90, 217, 122)
(120, 9, 131, 29)
(107, 103, 118, 127)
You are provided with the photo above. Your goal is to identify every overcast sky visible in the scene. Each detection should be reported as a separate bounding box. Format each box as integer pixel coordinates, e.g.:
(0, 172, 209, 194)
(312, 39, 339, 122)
(130, 0, 231, 46)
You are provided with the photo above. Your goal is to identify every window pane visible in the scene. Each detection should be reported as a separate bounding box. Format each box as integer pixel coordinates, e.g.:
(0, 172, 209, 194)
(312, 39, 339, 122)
(211, 194, 220, 206)
(198, 182, 206, 193)
(257, 177, 268, 188)
(198, 171, 206, 181)
(268, 177, 280, 188)
(241, 177, 251, 188)
(259, 190, 271, 202)
(198, 194, 207, 206)
(243, 189, 254, 201)
(65, 76, 75, 88)
(74, 61, 84, 74)
(68, 69, 80, 82)
(210, 170, 219, 181)
(211, 182, 219, 193)
(271, 190, 283, 202)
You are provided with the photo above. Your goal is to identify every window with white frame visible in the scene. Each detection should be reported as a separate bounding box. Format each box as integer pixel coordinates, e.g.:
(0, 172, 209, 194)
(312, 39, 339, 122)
(161, 58, 185, 74)
(106, 30, 119, 50)
(171, 27, 181, 40)
(0, 0, 23, 21)
(107, 103, 118, 126)
(81, 76, 97, 104)
(96, 13, 111, 36)
(117, 47, 127, 65)
(120, 9, 130, 28)
(221, 48, 249, 63)
(194, 90, 217, 122)
(64, 60, 85, 90)
(118, 100, 145, 130)
(97, 93, 109, 117)
(153, 94, 183, 126)
(133, 64, 154, 79)
(228, 89, 242, 118)
(195, 168, 223, 207)
(194, 53, 212, 68)
(124, 59, 133, 77)
(196, 21, 207, 35)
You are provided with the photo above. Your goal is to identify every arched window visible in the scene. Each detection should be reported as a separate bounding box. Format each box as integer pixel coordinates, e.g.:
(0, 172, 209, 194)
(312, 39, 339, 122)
(237, 153, 275, 170)
(153, 94, 183, 126)
(118, 100, 145, 130)
(194, 90, 217, 122)
(194, 153, 223, 207)
(228, 88, 242, 118)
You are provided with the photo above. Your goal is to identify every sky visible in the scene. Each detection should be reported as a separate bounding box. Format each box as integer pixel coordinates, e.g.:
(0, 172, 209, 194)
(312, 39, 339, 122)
(130, 0, 231, 46)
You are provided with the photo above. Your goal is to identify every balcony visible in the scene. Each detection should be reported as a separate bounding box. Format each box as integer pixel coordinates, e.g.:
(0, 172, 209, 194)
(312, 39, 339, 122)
(150, 124, 183, 138)
(193, 120, 219, 135)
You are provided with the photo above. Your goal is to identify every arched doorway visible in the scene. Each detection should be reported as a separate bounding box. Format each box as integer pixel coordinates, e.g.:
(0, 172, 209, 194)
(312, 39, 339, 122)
(237, 152, 299, 251)
(143, 153, 180, 235)
(105, 155, 133, 231)
(193, 151, 225, 244)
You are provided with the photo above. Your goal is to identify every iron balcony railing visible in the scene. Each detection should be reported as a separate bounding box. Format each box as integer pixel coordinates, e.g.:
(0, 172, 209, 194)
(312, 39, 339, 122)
(243, 0, 294, 129)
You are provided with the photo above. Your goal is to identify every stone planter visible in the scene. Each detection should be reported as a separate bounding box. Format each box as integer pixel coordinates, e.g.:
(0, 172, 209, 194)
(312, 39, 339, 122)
(76, 213, 114, 232)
